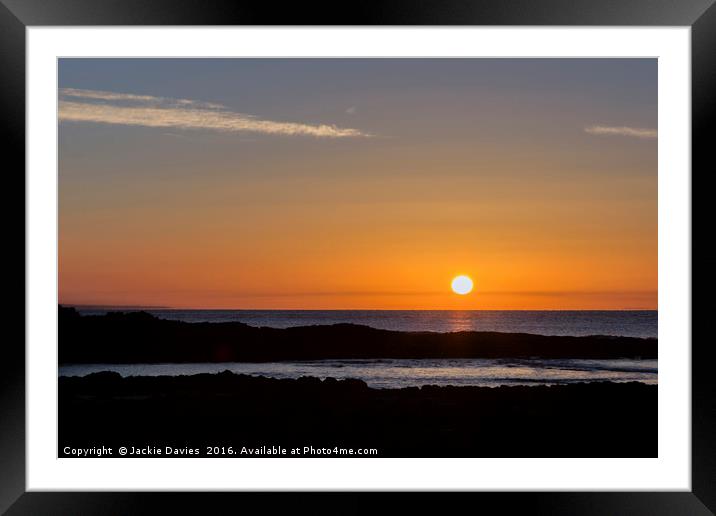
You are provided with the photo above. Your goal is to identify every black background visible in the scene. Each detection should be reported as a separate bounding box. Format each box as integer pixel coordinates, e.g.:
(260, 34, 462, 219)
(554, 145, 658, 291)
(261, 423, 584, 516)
(1, 0, 714, 512)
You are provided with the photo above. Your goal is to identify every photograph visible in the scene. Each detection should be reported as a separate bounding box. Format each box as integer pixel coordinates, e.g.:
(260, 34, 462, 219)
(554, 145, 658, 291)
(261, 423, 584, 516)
(57, 57, 658, 459)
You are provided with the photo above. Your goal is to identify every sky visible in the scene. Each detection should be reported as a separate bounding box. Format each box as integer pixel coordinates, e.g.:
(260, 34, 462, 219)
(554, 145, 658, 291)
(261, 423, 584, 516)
(58, 58, 657, 310)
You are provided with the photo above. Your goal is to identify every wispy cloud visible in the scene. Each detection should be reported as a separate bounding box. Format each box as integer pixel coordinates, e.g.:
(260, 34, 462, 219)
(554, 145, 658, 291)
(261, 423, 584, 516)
(61, 88, 226, 109)
(346, 106, 357, 115)
(584, 125, 657, 139)
(58, 88, 371, 138)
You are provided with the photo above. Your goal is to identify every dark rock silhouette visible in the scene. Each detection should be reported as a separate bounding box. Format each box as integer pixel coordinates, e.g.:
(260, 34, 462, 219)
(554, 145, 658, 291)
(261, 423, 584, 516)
(58, 306, 656, 364)
(58, 372, 657, 458)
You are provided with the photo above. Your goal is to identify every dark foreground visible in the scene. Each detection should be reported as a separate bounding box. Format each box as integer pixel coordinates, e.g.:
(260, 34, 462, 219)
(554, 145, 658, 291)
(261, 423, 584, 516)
(59, 372, 657, 458)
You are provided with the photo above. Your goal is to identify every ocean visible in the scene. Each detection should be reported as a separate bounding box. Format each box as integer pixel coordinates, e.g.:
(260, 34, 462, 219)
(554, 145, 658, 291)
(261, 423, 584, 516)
(66, 309, 657, 387)
(75, 309, 658, 338)
(59, 358, 657, 389)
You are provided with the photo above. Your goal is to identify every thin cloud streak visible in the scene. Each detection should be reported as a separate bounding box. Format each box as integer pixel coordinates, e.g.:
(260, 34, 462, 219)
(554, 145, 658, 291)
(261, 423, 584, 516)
(585, 125, 657, 139)
(60, 88, 226, 109)
(58, 88, 371, 138)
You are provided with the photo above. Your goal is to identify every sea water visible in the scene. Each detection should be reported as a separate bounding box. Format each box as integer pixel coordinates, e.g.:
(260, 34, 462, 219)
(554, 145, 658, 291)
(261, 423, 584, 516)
(66, 309, 657, 387)
(75, 309, 657, 338)
(59, 358, 657, 389)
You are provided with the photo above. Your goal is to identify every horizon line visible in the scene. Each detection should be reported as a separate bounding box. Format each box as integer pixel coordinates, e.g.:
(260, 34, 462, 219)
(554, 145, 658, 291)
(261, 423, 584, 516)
(61, 304, 658, 312)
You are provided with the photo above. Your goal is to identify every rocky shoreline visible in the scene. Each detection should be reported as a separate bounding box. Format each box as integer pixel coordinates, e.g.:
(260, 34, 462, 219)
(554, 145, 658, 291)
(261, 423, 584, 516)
(59, 307, 657, 363)
(59, 371, 657, 458)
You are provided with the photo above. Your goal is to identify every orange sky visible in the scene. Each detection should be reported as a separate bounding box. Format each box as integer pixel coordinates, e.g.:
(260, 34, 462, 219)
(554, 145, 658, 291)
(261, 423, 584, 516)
(58, 58, 657, 309)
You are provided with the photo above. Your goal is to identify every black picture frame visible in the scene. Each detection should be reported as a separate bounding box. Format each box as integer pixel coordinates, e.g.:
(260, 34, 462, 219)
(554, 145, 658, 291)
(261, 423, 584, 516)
(3, 0, 715, 512)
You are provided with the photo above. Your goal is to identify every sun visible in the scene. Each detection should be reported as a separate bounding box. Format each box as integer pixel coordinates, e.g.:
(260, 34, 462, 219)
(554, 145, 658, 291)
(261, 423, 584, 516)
(451, 275, 473, 295)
